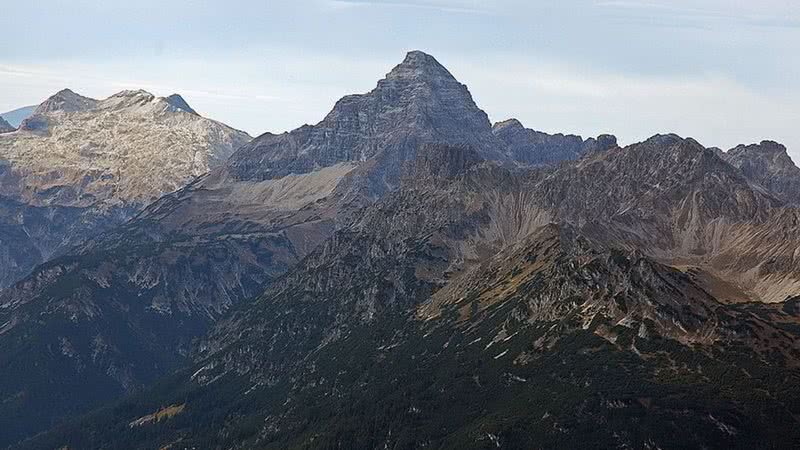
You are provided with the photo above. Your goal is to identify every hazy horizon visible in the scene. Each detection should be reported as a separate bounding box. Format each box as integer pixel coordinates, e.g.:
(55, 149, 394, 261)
(2, 0, 799, 158)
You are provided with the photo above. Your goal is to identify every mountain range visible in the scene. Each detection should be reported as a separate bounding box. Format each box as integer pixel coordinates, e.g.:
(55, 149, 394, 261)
(0, 89, 250, 289)
(3, 51, 800, 449)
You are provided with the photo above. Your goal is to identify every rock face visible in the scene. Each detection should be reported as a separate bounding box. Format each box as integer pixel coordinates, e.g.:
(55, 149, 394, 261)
(492, 118, 617, 165)
(0, 88, 251, 289)
(6, 51, 800, 449)
(723, 140, 800, 204)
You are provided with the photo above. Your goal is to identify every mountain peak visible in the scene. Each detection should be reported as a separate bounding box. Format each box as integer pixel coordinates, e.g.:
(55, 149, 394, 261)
(34, 88, 97, 115)
(729, 140, 789, 157)
(723, 140, 800, 204)
(107, 89, 156, 102)
(164, 94, 197, 115)
(99, 89, 158, 110)
(492, 118, 524, 132)
(112, 89, 153, 97)
(385, 50, 457, 83)
(224, 50, 503, 185)
(641, 133, 688, 147)
(726, 140, 795, 172)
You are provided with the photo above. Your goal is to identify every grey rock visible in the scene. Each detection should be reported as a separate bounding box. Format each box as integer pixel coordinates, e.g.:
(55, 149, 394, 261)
(223, 51, 507, 195)
(492, 118, 617, 165)
(723, 140, 800, 204)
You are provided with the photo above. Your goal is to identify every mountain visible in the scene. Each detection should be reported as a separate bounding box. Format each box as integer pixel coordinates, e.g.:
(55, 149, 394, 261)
(492, 118, 617, 165)
(3, 88, 251, 208)
(723, 140, 800, 204)
(225, 52, 615, 198)
(0, 50, 605, 446)
(22, 143, 800, 449)
(0, 89, 251, 289)
(24, 88, 97, 117)
(5, 51, 800, 449)
(0, 51, 516, 445)
(0, 117, 13, 134)
(0, 105, 36, 128)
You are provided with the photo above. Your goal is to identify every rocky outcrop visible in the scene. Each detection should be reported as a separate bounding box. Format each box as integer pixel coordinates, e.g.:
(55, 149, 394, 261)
(723, 140, 800, 204)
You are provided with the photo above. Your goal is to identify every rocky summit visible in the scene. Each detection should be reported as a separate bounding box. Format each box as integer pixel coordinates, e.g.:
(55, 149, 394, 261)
(3, 51, 800, 450)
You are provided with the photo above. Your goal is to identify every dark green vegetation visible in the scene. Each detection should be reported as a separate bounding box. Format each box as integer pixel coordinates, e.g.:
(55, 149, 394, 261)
(20, 300, 800, 449)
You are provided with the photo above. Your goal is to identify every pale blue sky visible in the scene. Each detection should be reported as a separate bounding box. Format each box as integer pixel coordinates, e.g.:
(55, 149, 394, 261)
(2, 0, 799, 157)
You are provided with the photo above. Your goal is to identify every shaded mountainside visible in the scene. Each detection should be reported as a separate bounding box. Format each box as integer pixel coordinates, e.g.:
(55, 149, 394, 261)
(0, 195, 133, 295)
(0, 89, 251, 289)
(22, 146, 800, 450)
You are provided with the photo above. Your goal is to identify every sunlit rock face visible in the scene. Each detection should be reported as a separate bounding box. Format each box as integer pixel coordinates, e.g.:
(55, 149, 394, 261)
(0, 88, 251, 288)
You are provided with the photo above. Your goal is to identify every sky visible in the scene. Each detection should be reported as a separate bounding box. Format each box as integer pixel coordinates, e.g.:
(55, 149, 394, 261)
(2, 0, 799, 158)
